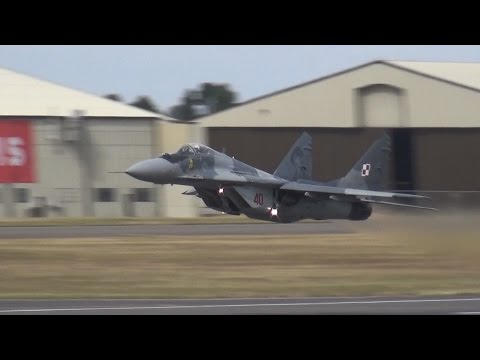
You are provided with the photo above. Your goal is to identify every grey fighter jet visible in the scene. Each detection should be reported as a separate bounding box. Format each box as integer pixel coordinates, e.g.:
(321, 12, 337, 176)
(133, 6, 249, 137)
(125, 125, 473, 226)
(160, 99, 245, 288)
(125, 132, 436, 223)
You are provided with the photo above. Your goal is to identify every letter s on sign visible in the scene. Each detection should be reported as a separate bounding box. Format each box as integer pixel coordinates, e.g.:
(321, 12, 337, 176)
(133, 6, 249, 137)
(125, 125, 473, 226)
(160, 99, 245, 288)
(7, 137, 26, 166)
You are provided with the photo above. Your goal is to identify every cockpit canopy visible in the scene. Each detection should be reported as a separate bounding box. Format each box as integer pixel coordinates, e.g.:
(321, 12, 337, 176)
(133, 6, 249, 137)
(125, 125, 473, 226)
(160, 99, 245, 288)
(159, 143, 216, 162)
(176, 145, 196, 156)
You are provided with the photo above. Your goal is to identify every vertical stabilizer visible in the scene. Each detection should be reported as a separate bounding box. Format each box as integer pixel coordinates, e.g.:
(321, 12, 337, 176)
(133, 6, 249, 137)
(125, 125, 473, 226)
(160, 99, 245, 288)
(337, 132, 391, 190)
(273, 132, 312, 181)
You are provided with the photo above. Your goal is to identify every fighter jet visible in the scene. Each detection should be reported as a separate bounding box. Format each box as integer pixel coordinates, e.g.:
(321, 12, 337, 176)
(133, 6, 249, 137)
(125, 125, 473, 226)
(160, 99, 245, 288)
(125, 132, 436, 223)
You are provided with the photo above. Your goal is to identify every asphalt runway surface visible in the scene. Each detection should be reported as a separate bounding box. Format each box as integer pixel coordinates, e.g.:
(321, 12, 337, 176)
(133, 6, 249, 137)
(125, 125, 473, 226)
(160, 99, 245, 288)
(0, 221, 355, 239)
(1, 295, 480, 314)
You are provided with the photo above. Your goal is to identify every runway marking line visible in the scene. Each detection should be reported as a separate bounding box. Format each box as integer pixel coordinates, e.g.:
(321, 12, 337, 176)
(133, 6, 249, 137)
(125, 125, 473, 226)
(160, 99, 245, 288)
(2, 297, 480, 313)
(455, 312, 480, 315)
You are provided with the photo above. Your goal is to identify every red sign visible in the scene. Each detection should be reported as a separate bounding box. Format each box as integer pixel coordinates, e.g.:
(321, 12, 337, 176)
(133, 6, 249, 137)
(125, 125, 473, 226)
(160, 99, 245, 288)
(0, 120, 36, 183)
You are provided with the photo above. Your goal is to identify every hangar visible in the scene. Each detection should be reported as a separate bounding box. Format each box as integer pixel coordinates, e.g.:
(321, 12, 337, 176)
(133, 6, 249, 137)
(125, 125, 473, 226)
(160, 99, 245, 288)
(0, 67, 204, 218)
(198, 60, 480, 206)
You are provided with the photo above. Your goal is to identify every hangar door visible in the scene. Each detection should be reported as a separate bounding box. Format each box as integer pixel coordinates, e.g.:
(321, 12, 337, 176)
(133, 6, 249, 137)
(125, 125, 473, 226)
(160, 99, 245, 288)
(356, 84, 407, 127)
(413, 129, 480, 191)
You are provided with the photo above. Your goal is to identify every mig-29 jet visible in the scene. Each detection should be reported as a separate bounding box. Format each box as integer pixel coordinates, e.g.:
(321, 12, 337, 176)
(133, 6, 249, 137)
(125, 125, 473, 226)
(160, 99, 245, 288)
(125, 132, 436, 223)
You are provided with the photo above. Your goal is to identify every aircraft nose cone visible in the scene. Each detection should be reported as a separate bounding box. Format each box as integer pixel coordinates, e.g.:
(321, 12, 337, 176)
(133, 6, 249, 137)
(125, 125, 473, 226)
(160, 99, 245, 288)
(126, 158, 177, 183)
(125, 162, 148, 179)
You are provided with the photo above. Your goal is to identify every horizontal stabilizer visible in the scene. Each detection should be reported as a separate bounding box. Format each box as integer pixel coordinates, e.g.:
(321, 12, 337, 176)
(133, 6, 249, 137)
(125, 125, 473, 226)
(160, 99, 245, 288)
(361, 198, 438, 211)
(280, 182, 429, 199)
(182, 188, 198, 196)
(345, 188, 429, 199)
(389, 190, 480, 193)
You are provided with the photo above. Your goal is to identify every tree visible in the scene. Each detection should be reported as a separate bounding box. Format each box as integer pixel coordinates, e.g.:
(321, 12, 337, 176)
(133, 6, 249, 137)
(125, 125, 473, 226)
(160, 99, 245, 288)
(170, 104, 194, 121)
(130, 96, 159, 113)
(169, 90, 196, 121)
(200, 83, 237, 113)
(169, 83, 238, 121)
(104, 94, 123, 102)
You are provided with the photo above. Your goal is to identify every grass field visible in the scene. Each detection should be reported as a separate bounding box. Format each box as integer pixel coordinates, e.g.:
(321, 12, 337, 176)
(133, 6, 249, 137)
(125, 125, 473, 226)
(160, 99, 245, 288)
(0, 224, 479, 298)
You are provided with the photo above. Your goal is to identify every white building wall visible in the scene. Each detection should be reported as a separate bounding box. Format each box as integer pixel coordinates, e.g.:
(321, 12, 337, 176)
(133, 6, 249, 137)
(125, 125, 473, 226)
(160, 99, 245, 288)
(88, 119, 156, 217)
(3, 117, 161, 218)
(155, 121, 206, 218)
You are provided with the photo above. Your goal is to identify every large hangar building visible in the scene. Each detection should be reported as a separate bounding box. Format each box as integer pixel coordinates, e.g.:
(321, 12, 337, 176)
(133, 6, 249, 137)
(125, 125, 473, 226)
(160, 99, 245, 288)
(198, 60, 480, 205)
(0, 68, 204, 218)
(4, 60, 479, 219)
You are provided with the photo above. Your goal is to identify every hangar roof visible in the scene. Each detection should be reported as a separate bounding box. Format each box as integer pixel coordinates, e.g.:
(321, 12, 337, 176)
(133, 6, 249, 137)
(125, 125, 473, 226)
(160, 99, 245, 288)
(389, 61, 480, 92)
(196, 60, 480, 128)
(0, 67, 177, 120)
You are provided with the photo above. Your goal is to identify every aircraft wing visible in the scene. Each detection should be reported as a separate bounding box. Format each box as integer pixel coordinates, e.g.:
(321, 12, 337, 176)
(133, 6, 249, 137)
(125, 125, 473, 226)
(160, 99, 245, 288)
(280, 182, 429, 199)
(176, 173, 286, 188)
(384, 190, 480, 193)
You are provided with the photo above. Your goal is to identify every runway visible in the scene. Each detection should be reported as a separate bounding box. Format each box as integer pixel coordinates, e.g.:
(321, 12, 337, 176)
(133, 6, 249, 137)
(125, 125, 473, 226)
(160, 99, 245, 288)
(1, 295, 480, 314)
(0, 221, 354, 239)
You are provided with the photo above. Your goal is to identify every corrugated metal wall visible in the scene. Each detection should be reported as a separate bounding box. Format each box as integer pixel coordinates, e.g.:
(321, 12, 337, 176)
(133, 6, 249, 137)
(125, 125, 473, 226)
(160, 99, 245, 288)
(209, 127, 480, 203)
(1, 117, 157, 217)
(412, 129, 480, 207)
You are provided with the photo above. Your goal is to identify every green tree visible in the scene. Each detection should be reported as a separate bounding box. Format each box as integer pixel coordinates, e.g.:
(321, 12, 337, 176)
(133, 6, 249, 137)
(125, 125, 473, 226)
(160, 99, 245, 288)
(104, 94, 123, 102)
(130, 96, 160, 113)
(200, 83, 237, 113)
(169, 83, 238, 121)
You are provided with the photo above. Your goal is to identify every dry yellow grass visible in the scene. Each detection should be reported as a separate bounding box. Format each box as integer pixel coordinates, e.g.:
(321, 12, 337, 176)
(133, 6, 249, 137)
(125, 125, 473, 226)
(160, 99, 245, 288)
(0, 228, 479, 298)
(0, 215, 264, 227)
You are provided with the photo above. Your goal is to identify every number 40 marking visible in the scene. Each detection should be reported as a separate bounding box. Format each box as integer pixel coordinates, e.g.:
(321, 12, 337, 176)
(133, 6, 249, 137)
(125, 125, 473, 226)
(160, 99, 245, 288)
(254, 193, 264, 205)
